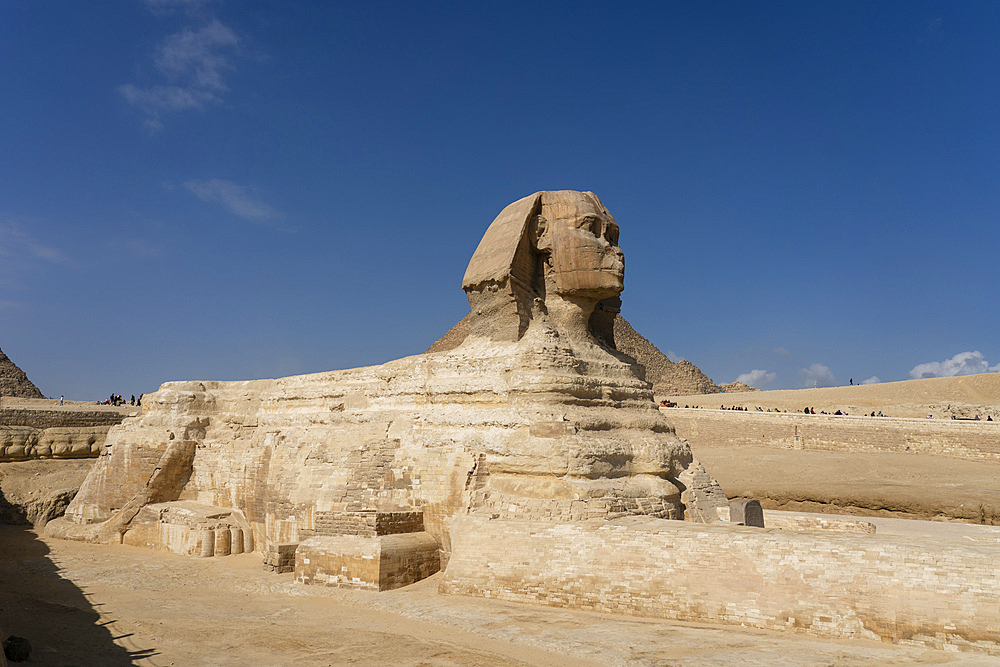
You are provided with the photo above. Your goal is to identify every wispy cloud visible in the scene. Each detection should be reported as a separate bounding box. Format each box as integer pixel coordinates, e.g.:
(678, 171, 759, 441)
(861, 376, 880, 385)
(665, 350, 681, 362)
(0, 220, 69, 266)
(735, 369, 776, 388)
(773, 347, 789, 356)
(800, 363, 835, 388)
(0, 219, 71, 287)
(183, 179, 286, 225)
(120, 15, 240, 131)
(909, 351, 1000, 379)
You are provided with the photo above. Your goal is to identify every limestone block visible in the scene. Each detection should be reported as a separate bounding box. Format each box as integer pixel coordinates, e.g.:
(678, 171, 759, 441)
(263, 543, 298, 573)
(295, 532, 440, 590)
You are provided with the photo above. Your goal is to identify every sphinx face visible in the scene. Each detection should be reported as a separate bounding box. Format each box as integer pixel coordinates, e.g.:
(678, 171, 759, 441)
(542, 192, 625, 299)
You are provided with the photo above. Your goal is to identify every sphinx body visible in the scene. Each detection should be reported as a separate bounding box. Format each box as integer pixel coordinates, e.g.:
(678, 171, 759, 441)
(49, 191, 727, 583)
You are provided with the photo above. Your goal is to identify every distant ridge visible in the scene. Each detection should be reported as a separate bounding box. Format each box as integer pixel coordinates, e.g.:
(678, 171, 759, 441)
(427, 314, 743, 396)
(0, 347, 44, 398)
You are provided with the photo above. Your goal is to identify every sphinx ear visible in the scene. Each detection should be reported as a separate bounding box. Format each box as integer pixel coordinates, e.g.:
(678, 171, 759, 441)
(531, 214, 551, 253)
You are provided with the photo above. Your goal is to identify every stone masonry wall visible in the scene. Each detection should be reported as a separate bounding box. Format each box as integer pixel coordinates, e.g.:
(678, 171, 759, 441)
(442, 515, 1000, 655)
(662, 408, 1000, 461)
(0, 406, 137, 462)
(0, 408, 135, 430)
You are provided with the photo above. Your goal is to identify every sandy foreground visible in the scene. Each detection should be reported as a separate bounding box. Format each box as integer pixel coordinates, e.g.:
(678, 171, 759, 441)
(3, 525, 998, 667)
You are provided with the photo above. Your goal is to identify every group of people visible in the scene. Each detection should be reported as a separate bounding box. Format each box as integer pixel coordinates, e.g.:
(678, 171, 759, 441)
(99, 393, 140, 407)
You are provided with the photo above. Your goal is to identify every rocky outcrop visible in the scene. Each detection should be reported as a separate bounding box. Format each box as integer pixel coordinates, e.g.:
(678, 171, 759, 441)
(0, 348, 43, 398)
(0, 459, 93, 527)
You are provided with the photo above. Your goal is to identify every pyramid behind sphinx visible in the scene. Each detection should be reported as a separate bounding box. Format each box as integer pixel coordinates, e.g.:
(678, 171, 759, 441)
(0, 347, 44, 398)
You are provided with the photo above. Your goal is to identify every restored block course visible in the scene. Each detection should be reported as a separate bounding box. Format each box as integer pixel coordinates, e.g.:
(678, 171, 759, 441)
(0, 408, 135, 429)
(295, 532, 440, 590)
(442, 515, 1000, 655)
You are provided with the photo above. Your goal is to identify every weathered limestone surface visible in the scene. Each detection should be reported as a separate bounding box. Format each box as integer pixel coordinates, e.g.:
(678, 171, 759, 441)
(0, 403, 136, 462)
(442, 515, 1000, 655)
(48, 191, 726, 589)
(0, 426, 109, 461)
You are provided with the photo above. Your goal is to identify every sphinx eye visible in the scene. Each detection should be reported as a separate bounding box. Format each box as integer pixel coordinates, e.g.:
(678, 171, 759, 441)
(580, 215, 602, 236)
(606, 223, 619, 244)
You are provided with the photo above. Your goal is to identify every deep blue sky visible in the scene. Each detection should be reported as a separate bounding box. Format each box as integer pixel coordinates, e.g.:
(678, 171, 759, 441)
(2, 1, 998, 399)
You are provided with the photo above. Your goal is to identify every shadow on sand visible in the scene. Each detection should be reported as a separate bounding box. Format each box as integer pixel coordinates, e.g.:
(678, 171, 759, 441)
(0, 524, 157, 666)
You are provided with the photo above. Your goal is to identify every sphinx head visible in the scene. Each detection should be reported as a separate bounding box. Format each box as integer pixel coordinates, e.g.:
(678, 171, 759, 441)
(535, 191, 624, 300)
(462, 191, 625, 344)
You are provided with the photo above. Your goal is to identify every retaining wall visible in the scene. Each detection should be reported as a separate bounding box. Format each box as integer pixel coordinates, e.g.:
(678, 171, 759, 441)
(662, 408, 1000, 461)
(0, 408, 135, 430)
(0, 405, 136, 462)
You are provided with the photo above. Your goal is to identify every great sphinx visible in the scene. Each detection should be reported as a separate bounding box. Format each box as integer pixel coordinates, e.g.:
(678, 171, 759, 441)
(49, 191, 727, 588)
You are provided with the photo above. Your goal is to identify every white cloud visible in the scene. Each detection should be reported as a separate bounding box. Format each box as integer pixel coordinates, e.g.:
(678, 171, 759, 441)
(861, 376, 880, 385)
(773, 347, 789, 356)
(909, 351, 1000, 379)
(735, 369, 776, 388)
(665, 350, 681, 362)
(120, 18, 240, 131)
(183, 179, 285, 224)
(800, 363, 836, 388)
(155, 20, 238, 91)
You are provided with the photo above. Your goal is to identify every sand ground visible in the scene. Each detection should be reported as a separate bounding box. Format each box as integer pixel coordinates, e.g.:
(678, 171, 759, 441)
(692, 444, 1000, 523)
(663, 373, 1000, 419)
(3, 524, 998, 667)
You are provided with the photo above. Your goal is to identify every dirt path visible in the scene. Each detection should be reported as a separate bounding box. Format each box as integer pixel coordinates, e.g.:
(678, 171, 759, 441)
(2, 526, 994, 666)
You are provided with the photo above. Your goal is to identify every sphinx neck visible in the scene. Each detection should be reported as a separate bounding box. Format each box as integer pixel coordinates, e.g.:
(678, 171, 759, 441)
(544, 293, 598, 340)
